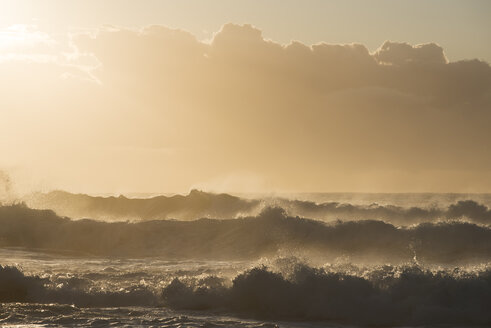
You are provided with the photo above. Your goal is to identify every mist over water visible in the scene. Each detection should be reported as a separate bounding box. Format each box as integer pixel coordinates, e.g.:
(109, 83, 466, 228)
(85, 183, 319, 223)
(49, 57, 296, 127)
(1, 190, 491, 327)
(22, 189, 491, 225)
(2, 1, 491, 326)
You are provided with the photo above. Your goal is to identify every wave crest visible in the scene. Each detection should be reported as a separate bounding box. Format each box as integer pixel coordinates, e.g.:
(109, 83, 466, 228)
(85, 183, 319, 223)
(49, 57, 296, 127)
(1, 204, 490, 264)
(162, 259, 491, 325)
(23, 190, 491, 225)
(0, 265, 157, 307)
(3, 260, 491, 326)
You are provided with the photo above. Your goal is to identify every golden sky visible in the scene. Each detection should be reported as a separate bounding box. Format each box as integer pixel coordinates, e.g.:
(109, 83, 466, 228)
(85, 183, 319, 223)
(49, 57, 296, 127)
(1, 0, 491, 194)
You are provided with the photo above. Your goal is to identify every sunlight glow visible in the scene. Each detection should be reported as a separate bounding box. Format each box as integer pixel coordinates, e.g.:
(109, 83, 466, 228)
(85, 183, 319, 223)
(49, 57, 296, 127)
(0, 24, 52, 50)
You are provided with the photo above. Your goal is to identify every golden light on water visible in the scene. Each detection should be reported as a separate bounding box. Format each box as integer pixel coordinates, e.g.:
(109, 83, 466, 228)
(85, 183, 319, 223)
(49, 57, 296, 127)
(1, 2, 491, 327)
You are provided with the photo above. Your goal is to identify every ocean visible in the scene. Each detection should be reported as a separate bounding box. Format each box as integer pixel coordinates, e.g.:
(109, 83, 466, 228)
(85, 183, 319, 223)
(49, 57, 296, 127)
(1, 192, 490, 327)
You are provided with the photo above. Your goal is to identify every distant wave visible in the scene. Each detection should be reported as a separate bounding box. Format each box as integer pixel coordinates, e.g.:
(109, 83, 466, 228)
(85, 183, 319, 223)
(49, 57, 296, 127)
(23, 189, 260, 221)
(1, 204, 490, 264)
(23, 190, 491, 225)
(2, 261, 490, 326)
(275, 197, 491, 225)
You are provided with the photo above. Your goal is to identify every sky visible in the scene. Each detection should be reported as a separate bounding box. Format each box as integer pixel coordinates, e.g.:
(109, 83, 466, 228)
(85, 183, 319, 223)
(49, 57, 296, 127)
(0, 0, 491, 194)
(1, 0, 490, 63)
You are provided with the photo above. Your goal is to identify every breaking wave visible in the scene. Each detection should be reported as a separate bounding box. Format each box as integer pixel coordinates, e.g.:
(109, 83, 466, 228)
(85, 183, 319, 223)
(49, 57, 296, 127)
(2, 260, 490, 326)
(162, 259, 491, 326)
(1, 204, 490, 264)
(23, 189, 260, 221)
(22, 190, 491, 225)
(0, 265, 157, 307)
(276, 197, 491, 226)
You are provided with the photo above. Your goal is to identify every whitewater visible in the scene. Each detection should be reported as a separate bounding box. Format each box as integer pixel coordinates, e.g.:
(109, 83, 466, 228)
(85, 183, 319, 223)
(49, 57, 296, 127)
(1, 191, 491, 327)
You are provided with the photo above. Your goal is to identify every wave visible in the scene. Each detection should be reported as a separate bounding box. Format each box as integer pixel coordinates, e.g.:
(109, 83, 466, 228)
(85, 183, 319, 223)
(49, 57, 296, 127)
(1, 204, 490, 264)
(275, 197, 491, 225)
(2, 261, 490, 326)
(162, 259, 491, 326)
(0, 265, 157, 307)
(23, 189, 260, 221)
(22, 190, 491, 225)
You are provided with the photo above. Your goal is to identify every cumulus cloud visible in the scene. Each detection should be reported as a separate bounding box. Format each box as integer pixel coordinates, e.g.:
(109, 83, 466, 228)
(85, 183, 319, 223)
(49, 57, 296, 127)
(74, 24, 491, 106)
(374, 41, 448, 65)
(1, 24, 491, 192)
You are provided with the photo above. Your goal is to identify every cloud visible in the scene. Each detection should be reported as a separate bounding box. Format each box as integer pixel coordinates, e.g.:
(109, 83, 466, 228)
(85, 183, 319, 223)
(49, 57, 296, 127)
(1, 24, 491, 192)
(374, 41, 448, 65)
(74, 24, 491, 106)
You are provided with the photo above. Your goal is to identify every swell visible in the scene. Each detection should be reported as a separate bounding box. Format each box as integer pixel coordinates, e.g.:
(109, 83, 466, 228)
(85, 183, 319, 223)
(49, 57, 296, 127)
(1, 205, 490, 264)
(1, 262, 490, 326)
(22, 190, 491, 225)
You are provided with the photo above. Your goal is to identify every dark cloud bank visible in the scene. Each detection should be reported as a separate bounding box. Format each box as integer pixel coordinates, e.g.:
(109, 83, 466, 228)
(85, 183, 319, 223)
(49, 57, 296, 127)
(75, 23, 491, 108)
(75, 24, 491, 190)
(2, 24, 491, 191)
